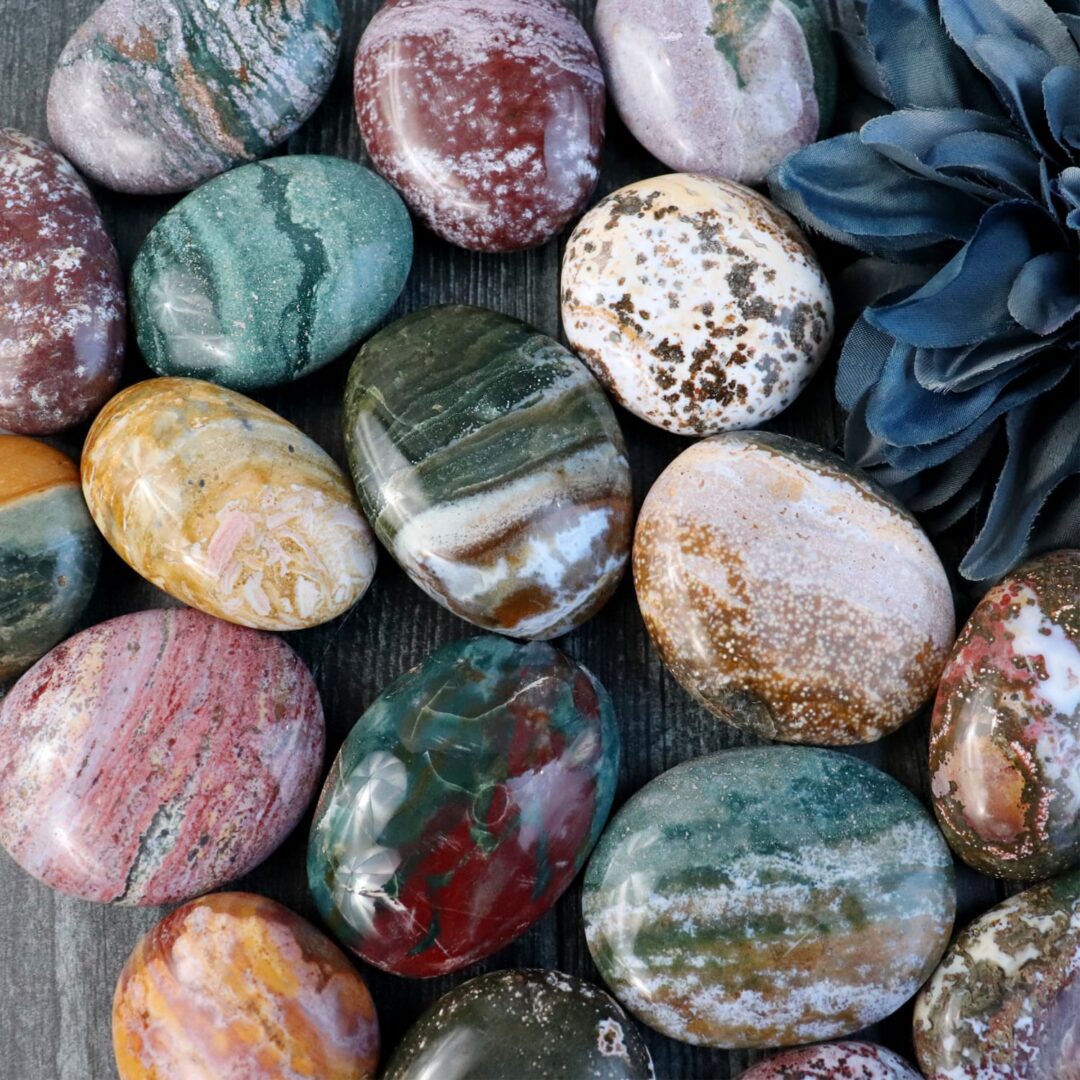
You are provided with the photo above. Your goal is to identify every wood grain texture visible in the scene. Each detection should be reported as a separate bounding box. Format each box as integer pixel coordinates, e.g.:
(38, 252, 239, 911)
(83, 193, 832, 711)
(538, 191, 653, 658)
(0, 2, 1010, 1077)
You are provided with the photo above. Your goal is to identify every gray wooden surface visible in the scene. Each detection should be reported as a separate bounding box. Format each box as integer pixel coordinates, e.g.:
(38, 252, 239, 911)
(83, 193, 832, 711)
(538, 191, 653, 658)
(0, 2, 1008, 1077)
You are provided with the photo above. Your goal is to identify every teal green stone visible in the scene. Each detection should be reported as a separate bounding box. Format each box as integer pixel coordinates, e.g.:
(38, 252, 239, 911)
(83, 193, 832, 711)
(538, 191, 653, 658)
(132, 156, 413, 391)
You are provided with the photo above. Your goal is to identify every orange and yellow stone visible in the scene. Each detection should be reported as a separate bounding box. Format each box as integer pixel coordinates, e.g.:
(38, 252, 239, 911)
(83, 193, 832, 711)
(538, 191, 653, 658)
(112, 892, 379, 1080)
(82, 378, 377, 631)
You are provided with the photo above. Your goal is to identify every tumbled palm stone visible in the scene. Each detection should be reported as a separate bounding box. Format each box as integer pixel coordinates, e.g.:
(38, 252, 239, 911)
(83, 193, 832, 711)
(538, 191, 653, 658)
(914, 870, 1080, 1079)
(384, 970, 654, 1080)
(132, 156, 413, 392)
(83, 377, 376, 631)
(930, 550, 1080, 880)
(308, 636, 619, 977)
(0, 436, 99, 682)
(344, 306, 631, 639)
(584, 746, 955, 1048)
(741, 1042, 921, 1079)
(47, 0, 341, 194)
(634, 431, 955, 744)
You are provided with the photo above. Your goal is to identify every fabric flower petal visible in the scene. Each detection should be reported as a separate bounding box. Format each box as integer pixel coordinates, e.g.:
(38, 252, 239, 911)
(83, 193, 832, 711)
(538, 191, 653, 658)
(1008, 251, 1080, 333)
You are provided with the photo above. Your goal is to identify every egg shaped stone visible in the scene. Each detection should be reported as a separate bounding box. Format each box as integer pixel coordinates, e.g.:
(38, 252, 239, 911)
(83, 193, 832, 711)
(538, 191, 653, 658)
(307, 636, 619, 977)
(741, 1042, 921, 1079)
(0, 436, 100, 682)
(0, 608, 323, 905)
(561, 174, 833, 436)
(113, 892, 379, 1079)
(1, 129, 123, 433)
(354, 0, 604, 252)
(594, 0, 836, 184)
(930, 550, 1080, 881)
(47, 0, 341, 195)
(82, 377, 376, 631)
(383, 970, 654, 1080)
(132, 156, 413, 392)
(344, 305, 632, 640)
(583, 746, 956, 1049)
(634, 431, 955, 744)
(914, 869, 1080, 1079)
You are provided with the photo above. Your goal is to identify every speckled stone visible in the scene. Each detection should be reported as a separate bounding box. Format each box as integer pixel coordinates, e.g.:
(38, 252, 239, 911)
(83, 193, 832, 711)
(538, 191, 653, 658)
(584, 746, 955, 1049)
(47, 0, 341, 195)
(594, 0, 836, 184)
(561, 174, 833, 436)
(633, 431, 955, 744)
(930, 550, 1080, 881)
(383, 970, 655, 1079)
(914, 870, 1080, 1080)
(0, 129, 123, 434)
(354, 0, 604, 252)
(741, 1042, 921, 1079)
(132, 156, 413, 392)
(82, 377, 376, 631)
(113, 892, 379, 1079)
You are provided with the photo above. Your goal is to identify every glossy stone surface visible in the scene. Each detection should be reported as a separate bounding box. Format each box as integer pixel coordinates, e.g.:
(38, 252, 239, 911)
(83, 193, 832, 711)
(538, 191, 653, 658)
(741, 1043, 921, 1079)
(0, 608, 323, 905)
(0, 129, 123, 433)
(345, 306, 631, 639)
(562, 174, 832, 436)
(354, 0, 604, 252)
(83, 377, 376, 631)
(634, 432, 954, 744)
(914, 870, 1080, 1080)
(308, 636, 619, 977)
(930, 550, 1080, 881)
(47, 0, 341, 195)
(113, 892, 379, 1079)
(132, 156, 413, 392)
(384, 970, 655, 1079)
(594, 0, 836, 184)
(583, 746, 955, 1048)
(0, 436, 99, 682)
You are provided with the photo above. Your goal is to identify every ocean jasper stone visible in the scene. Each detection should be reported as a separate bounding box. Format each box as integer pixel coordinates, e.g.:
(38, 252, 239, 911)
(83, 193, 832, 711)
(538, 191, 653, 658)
(345, 306, 631, 639)
(930, 550, 1080, 881)
(634, 432, 954, 744)
(383, 970, 655, 1080)
(354, 0, 604, 252)
(0, 130, 123, 433)
(47, 0, 341, 195)
(741, 1042, 921, 1079)
(132, 157, 413, 392)
(113, 893, 379, 1079)
(561, 174, 833, 436)
(584, 746, 955, 1049)
(0, 436, 100, 682)
(307, 636, 619, 977)
(83, 377, 376, 631)
(0, 608, 323, 905)
(594, 0, 836, 184)
(914, 870, 1080, 1079)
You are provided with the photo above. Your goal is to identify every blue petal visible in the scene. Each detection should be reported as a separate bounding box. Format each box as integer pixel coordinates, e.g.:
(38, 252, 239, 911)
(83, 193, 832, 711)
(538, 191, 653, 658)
(1056, 166, 1080, 229)
(914, 330, 1069, 390)
(1009, 251, 1080, 332)
(925, 130, 1043, 197)
(938, 0, 1078, 68)
(1044, 66, 1080, 150)
(836, 317, 903, 412)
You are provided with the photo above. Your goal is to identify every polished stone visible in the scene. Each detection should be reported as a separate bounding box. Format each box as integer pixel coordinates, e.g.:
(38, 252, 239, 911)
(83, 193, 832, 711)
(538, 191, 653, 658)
(741, 1043, 921, 1079)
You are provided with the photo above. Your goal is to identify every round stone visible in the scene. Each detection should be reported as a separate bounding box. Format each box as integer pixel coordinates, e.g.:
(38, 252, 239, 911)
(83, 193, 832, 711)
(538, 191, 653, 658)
(583, 746, 956, 1049)
(561, 174, 832, 436)
(633, 431, 955, 744)
(741, 1042, 921, 1079)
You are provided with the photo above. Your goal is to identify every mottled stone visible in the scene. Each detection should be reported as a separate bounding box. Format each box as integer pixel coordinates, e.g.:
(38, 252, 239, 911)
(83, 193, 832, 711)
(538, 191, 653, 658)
(584, 747, 955, 1048)
(113, 892, 379, 1079)
(595, 0, 836, 184)
(930, 550, 1080, 881)
(0, 608, 323, 905)
(633, 431, 955, 744)
(345, 306, 631, 639)
(308, 636, 619, 977)
(47, 0, 341, 195)
(83, 377, 376, 631)
(741, 1042, 921, 1079)
(384, 970, 655, 1079)
(354, 0, 604, 252)
(0, 436, 99, 682)
(914, 870, 1080, 1080)
(0, 129, 123, 433)
(562, 174, 833, 436)
(132, 156, 413, 392)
